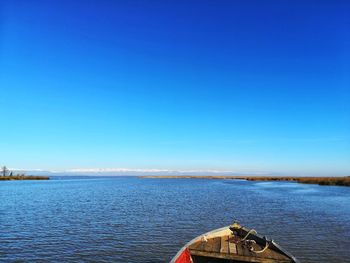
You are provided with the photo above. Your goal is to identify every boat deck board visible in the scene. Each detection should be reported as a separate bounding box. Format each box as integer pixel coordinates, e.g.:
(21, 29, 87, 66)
(220, 236, 228, 253)
(189, 234, 292, 262)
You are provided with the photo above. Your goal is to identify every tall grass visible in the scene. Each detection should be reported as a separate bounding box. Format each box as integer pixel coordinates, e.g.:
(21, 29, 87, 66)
(140, 175, 350, 186)
(0, 175, 49, 180)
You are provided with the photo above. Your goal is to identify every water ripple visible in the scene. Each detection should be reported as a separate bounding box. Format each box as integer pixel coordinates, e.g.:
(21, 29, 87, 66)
(0, 177, 349, 262)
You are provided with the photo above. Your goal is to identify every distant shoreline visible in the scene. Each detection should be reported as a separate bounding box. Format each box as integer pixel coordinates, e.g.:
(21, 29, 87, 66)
(139, 175, 350, 187)
(0, 175, 49, 181)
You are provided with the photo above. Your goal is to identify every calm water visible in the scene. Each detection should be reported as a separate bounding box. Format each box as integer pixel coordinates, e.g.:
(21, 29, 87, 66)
(0, 177, 349, 263)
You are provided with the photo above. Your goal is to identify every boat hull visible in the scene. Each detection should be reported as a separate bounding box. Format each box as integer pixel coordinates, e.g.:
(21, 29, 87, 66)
(170, 225, 299, 263)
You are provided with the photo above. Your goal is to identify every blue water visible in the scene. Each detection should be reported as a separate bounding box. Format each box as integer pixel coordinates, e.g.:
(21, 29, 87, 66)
(0, 177, 349, 262)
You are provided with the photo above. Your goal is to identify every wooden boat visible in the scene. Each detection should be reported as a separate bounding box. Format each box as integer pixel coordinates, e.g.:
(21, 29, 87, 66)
(171, 223, 299, 263)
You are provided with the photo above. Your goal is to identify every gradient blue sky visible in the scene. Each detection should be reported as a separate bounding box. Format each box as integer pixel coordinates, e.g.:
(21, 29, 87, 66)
(1, 0, 349, 175)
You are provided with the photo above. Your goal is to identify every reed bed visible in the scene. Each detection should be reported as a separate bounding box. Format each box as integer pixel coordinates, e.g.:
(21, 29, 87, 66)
(0, 175, 49, 180)
(140, 175, 350, 186)
(242, 176, 350, 186)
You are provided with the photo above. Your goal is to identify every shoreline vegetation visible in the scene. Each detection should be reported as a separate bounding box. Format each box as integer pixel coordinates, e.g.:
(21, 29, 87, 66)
(0, 175, 49, 181)
(139, 175, 350, 187)
(0, 165, 49, 181)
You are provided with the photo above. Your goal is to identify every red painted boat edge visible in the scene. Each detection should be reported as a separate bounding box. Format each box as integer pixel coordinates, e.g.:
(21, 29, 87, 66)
(174, 248, 193, 263)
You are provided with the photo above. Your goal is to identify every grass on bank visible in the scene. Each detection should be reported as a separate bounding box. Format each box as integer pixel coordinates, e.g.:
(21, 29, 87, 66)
(0, 175, 49, 180)
(139, 176, 350, 186)
(241, 176, 350, 186)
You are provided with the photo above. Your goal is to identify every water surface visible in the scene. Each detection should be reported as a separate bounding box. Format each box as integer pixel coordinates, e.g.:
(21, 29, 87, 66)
(1, 177, 349, 262)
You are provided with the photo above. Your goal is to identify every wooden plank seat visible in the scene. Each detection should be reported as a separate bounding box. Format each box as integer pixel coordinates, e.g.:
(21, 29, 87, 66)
(189, 234, 291, 262)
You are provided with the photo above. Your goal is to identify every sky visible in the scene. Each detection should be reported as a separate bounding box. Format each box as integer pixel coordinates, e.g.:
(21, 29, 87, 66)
(0, 0, 349, 176)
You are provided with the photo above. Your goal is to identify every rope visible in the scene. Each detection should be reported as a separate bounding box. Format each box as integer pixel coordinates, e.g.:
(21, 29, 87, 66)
(252, 239, 269, 254)
(236, 227, 270, 254)
(241, 229, 257, 241)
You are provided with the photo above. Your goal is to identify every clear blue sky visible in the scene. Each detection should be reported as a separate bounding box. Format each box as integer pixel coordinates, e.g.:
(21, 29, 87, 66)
(1, 0, 349, 175)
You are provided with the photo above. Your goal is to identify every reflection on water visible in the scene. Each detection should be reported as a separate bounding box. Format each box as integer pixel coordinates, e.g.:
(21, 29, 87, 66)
(0, 177, 349, 262)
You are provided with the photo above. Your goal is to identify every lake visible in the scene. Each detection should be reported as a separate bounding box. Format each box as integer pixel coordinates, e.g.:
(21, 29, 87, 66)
(0, 177, 349, 262)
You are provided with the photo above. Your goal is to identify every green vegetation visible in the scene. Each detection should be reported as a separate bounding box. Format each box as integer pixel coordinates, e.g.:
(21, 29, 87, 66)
(0, 165, 49, 181)
(139, 175, 350, 187)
